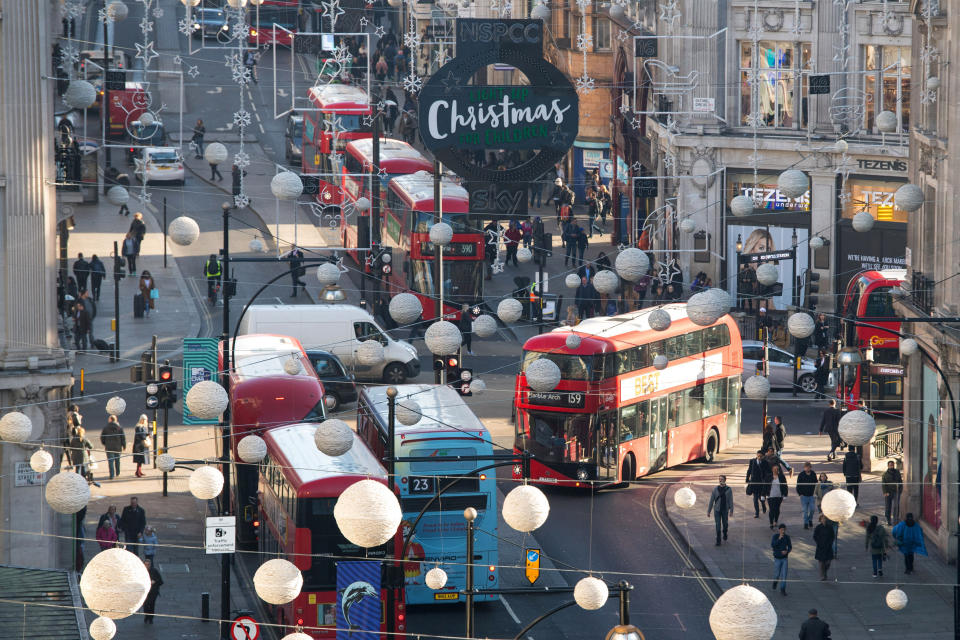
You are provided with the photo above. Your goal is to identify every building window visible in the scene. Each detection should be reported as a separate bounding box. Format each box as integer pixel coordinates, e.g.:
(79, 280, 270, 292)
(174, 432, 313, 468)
(863, 45, 910, 133)
(592, 16, 610, 50)
(562, 10, 570, 38)
(739, 41, 811, 128)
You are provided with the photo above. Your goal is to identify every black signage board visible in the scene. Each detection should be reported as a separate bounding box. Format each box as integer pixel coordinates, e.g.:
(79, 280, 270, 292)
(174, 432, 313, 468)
(739, 249, 795, 264)
(527, 390, 586, 408)
(418, 19, 579, 185)
(871, 364, 904, 377)
(467, 181, 529, 217)
(809, 75, 831, 95)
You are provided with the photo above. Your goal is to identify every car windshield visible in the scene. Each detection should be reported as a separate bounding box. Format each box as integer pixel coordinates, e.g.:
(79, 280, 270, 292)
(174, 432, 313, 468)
(292, 122, 303, 139)
(198, 9, 224, 22)
(149, 151, 178, 163)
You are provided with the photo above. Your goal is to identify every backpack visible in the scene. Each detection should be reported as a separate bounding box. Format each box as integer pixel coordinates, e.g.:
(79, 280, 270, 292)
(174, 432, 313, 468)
(870, 526, 885, 550)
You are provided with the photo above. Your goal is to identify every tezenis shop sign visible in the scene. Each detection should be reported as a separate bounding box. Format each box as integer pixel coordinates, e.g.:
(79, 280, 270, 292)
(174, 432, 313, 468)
(418, 18, 579, 208)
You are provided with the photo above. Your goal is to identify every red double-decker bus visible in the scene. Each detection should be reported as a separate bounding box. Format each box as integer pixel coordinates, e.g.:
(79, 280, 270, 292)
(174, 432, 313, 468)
(381, 171, 484, 321)
(513, 305, 743, 486)
(340, 137, 434, 261)
(259, 423, 405, 638)
(302, 84, 371, 206)
(223, 334, 326, 544)
(839, 268, 906, 420)
(248, 1, 300, 47)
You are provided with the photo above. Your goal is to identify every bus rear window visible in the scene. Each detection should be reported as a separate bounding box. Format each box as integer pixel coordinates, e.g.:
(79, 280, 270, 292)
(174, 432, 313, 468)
(408, 447, 478, 473)
(298, 498, 390, 589)
(522, 351, 591, 380)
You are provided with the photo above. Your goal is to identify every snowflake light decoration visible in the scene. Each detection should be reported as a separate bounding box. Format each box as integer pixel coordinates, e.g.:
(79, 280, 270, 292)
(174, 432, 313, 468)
(576, 32, 593, 52)
(137, 190, 152, 206)
(744, 112, 766, 128)
(920, 89, 937, 105)
(402, 73, 424, 93)
(234, 194, 250, 209)
(233, 65, 252, 85)
(178, 18, 193, 36)
(60, 43, 81, 69)
(232, 20, 250, 41)
(97, 7, 112, 24)
(224, 52, 241, 71)
(234, 110, 252, 127)
(63, 1, 85, 20)
(403, 31, 422, 49)
(663, 154, 676, 173)
(234, 151, 250, 168)
(153, 7, 163, 19)
(575, 73, 595, 94)
(919, 44, 940, 64)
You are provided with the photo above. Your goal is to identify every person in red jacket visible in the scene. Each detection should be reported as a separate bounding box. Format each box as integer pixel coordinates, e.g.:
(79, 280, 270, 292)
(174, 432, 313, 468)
(96, 518, 118, 550)
(504, 220, 523, 267)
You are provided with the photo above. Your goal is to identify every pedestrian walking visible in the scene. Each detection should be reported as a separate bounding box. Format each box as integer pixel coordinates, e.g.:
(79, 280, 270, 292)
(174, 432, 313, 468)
(458, 305, 474, 355)
(231, 164, 247, 198)
(142, 558, 163, 623)
(68, 427, 97, 485)
(813, 515, 835, 581)
(504, 220, 522, 266)
(598, 183, 611, 227)
(891, 512, 927, 574)
(799, 609, 831, 639)
(191, 118, 205, 158)
(882, 460, 903, 525)
(142, 526, 158, 565)
(89, 254, 106, 302)
(98, 505, 119, 531)
(73, 253, 90, 291)
(209, 158, 223, 181)
(204, 254, 222, 303)
(122, 232, 138, 276)
(746, 449, 770, 518)
(576, 224, 588, 266)
(814, 313, 830, 351)
(575, 276, 599, 320)
(95, 518, 118, 551)
(520, 219, 533, 249)
(243, 48, 258, 83)
(865, 514, 891, 577)
(842, 445, 862, 502)
(73, 296, 92, 351)
(63, 405, 82, 466)
(585, 187, 600, 237)
(285, 246, 306, 297)
(761, 419, 775, 453)
(551, 178, 564, 223)
(767, 464, 788, 529)
(100, 415, 126, 479)
(133, 415, 151, 477)
(706, 475, 733, 546)
(562, 220, 577, 266)
(772, 416, 792, 473)
(129, 212, 146, 256)
(819, 399, 843, 460)
(796, 462, 818, 529)
(771, 524, 792, 596)
(118, 497, 146, 554)
(138, 270, 157, 317)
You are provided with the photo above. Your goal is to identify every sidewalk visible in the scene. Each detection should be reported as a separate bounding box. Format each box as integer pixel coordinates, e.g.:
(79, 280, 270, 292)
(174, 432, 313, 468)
(66, 188, 201, 374)
(665, 432, 953, 639)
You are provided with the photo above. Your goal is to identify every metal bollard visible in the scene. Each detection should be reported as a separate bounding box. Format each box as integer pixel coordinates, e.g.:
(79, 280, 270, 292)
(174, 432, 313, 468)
(201, 592, 210, 622)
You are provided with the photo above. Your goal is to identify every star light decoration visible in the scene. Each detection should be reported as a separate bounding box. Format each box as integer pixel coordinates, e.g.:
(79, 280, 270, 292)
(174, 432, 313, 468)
(491, 261, 505, 274)
(187, 65, 200, 78)
(655, 259, 682, 285)
(659, 0, 682, 28)
(359, 16, 369, 28)
(374, 24, 386, 38)
(322, 0, 345, 28)
(136, 42, 159, 66)
(140, 16, 154, 34)
(617, 29, 629, 43)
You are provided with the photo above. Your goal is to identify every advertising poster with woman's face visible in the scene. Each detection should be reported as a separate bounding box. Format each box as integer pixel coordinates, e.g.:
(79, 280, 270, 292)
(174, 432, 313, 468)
(726, 225, 809, 310)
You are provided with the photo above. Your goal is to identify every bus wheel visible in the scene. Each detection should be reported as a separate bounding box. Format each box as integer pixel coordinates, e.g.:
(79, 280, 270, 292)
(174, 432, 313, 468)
(704, 430, 719, 463)
(621, 455, 635, 483)
(382, 362, 407, 384)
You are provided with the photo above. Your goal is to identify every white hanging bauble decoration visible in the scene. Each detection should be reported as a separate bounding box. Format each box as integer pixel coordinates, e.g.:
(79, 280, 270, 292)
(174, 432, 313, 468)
(708, 584, 777, 640)
(609, 2, 626, 21)
(525, 358, 562, 392)
(516, 247, 533, 263)
(334, 479, 403, 547)
(614, 248, 650, 282)
(787, 312, 815, 339)
(473, 314, 498, 339)
(395, 399, 421, 426)
(927, 76, 941, 91)
(429, 222, 454, 246)
(838, 410, 876, 446)
(678, 218, 696, 234)
(743, 375, 771, 400)
(424, 320, 462, 355)
(249, 236, 266, 253)
(389, 293, 422, 324)
(502, 484, 550, 532)
(852, 211, 875, 232)
(886, 588, 908, 611)
(204, 142, 228, 165)
(648, 308, 671, 332)
(189, 466, 224, 500)
(30, 449, 53, 473)
(730, 195, 755, 217)
(0, 411, 33, 443)
(894, 183, 924, 212)
(314, 419, 354, 456)
(237, 435, 267, 463)
(106, 185, 129, 206)
(106, 1, 129, 21)
(138, 112, 156, 127)
(469, 379, 487, 395)
(156, 453, 176, 473)
(186, 381, 229, 419)
(89, 616, 117, 640)
(686, 291, 723, 327)
(271, 172, 304, 200)
(809, 236, 825, 250)
(64, 80, 97, 109)
(899, 338, 918, 357)
(357, 340, 385, 366)
(755, 263, 779, 287)
(876, 110, 898, 133)
(705, 287, 733, 312)
(497, 298, 523, 324)
(674, 487, 697, 509)
(253, 558, 304, 605)
(821, 488, 857, 523)
(425, 567, 448, 590)
(566, 273, 583, 289)
(281, 634, 312, 640)
(387, 0, 402, 6)
(105, 396, 126, 416)
(834, 139, 849, 154)
(79, 548, 151, 619)
(593, 270, 620, 295)
(565, 333, 582, 350)
(573, 576, 609, 610)
(653, 354, 668, 370)
(777, 169, 809, 199)
(45, 471, 90, 514)
(168, 216, 201, 246)
(315, 262, 341, 286)
(354, 197, 371, 212)
(531, 1, 551, 20)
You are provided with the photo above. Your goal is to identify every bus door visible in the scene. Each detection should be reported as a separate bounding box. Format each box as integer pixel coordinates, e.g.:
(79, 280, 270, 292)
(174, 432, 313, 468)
(648, 397, 668, 471)
(596, 411, 618, 481)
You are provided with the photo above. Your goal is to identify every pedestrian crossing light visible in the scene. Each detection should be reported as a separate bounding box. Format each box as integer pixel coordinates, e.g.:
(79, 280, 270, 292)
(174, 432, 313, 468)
(145, 380, 160, 410)
(805, 270, 821, 310)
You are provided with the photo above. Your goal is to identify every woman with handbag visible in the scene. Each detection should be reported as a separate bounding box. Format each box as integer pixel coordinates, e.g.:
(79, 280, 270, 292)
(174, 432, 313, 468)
(139, 270, 158, 317)
(133, 415, 151, 477)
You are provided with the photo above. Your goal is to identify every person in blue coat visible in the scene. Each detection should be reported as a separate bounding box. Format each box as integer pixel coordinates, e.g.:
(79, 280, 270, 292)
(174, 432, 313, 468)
(891, 512, 927, 574)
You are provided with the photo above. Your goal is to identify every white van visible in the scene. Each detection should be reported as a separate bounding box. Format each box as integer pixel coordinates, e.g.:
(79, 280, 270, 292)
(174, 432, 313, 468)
(238, 305, 421, 384)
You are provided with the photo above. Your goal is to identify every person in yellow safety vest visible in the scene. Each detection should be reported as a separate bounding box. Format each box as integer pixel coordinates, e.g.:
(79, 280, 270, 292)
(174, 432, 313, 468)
(528, 282, 542, 322)
(204, 254, 222, 303)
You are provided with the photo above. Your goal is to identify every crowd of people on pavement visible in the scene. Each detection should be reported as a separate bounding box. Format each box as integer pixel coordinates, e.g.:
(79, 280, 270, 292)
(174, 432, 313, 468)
(63, 404, 153, 485)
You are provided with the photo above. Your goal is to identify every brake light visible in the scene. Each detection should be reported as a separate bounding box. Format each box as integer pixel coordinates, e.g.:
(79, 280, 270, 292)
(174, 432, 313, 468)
(252, 520, 259, 527)
(297, 618, 304, 625)
(479, 473, 487, 480)
(489, 565, 495, 572)
(398, 614, 405, 622)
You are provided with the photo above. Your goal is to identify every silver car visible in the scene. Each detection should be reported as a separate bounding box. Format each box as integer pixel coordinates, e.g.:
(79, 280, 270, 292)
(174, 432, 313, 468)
(741, 340, 819, 393)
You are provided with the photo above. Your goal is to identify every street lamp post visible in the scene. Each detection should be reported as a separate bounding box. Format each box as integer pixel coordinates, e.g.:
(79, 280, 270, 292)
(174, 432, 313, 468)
(219, 200, 233, 640)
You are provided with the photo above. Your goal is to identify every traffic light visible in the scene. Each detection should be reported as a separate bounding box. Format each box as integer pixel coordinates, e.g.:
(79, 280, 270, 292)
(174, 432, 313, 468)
(457, 368, 473, 397)
(445, 355, 461, 384)
(157, 363, 178, 408)
(145, 380, 161, 410)
(805, 270, 821, 310)
(130, 350, 154, 383)
(433, 356, 445, 371)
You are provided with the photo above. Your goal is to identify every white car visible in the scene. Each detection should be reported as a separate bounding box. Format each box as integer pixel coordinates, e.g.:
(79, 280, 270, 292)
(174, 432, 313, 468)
(741, 340, 820, 393)
(135, 147, 184, 185)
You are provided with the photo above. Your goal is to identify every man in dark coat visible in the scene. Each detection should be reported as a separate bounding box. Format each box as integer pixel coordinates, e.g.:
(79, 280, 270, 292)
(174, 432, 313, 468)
(100, 416, 126, 479)
(799, 608, 831, 639)
(745, 449, 770, 517)
(89, 254, 106, 302)
(142, 558, 164, 623)
(73, 253, 90, 291)
(819, 399, 843, 460)
(575, 276, 599, 320)
(285, 246, 306, 297)
(813, 515, 835, 581)
(119, 497, 147, 554)
(842, 445, 863, 502)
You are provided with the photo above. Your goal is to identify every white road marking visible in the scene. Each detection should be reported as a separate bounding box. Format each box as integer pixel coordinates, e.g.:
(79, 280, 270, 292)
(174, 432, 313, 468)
(274, 297, 284, 305)
(206, 87, 222, 94)
(499, 595, 521, 625)
(258, 123, 265, 134)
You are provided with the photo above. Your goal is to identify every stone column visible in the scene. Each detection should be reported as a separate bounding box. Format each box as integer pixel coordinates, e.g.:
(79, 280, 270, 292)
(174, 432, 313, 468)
(808, 169, 835, 313)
